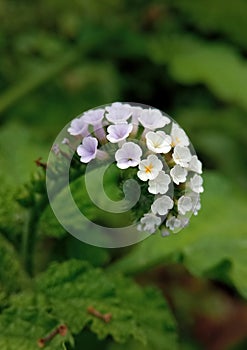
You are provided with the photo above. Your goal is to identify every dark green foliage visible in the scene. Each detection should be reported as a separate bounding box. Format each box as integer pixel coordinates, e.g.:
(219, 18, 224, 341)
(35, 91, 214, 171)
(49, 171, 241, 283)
(0, 260, 178, 349)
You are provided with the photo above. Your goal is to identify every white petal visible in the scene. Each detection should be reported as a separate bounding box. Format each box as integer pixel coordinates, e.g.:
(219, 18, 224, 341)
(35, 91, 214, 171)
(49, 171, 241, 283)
(177, 196, 193, 215)
(187, 155, 202, 174)
(172, 146, 192, 167)
(171, 123, 190, 147)
(146, 131, 172, 154)
(170, 165, 188, 185)
(148, 171, 171, 194)
(151, 196, 174, 216)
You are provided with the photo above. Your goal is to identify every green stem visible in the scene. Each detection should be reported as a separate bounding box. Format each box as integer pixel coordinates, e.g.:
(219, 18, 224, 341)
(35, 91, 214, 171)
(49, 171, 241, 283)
(22, 195, 48, 276)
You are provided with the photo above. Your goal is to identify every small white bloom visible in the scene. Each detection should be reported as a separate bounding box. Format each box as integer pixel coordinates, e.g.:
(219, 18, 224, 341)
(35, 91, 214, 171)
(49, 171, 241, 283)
(170, 164, 188, 185)
(137, 155, 163, 181)
(62, 138, 70, 145)
(190, 174, 204, 193)
(172, 145, 192, 167)
(187, 155, 202, 174)
(105, 102, 132, 124)
(166, 215, 189, 231)
(68, 117, 88, 136)
(139, 108, 170, 130)
(52, 144, 60, 155)
(151, 196, 174, 216)
(82, 109, 105, 125)
(106, 124, 133, 143)
(177, 195, 193, 215)
(137, 213, 161, 234)
(115, 142, 142, 169)
(193, 198, 201, 216)
(170, 123, 190, 147)
(161, 229, 170, 237)
(148, 171, 171, 194)
(146, 131, 172, 154)
(166, 216, 182, 231)
(77, 136, 98, 163)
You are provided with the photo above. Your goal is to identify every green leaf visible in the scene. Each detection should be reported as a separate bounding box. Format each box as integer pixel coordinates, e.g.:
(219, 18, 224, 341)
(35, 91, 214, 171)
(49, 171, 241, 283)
(0, 260, 177, 349)
(0, 233, 30, 294)
(110, 172, 247, 299)
(168, 0, 247, 49)
(149, 35, 247, 112)
(0, 293, 74, 350)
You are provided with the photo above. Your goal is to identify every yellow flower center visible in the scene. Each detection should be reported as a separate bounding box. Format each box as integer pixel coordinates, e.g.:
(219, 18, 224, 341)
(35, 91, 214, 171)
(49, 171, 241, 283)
(145, 164, 153, 173)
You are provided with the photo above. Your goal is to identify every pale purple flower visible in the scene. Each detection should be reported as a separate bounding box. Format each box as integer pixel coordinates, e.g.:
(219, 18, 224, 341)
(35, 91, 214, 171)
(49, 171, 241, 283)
(77, 136, 98, 163)
(106, 123, 133, 143)
(105, 102, 132, 124)
(52, 143, 60, 155)
(68, 117, 88, 137)
(115, 142, 142, 169)
(151, 195, 174, 216)
(139, 108, 170, 130)
(128, 106, 143, 136)
(82, 109, 106, 142)
(82, 109, 105, 125)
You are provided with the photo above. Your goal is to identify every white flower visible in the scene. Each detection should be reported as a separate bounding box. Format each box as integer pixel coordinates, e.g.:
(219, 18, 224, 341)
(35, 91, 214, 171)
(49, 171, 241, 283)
(166, 216, 182, 231)
(68, 117, 88, 136)
(187, 155, 202, 174)
(146, 131, 172, 154)
(137, 155, 163, 181)
(148, 171, 171, 194)
(190, 174, 204, 193)
(170, 164, 188, 185)
(170, 123, 190, 147)
(137, 213, 161, 234)
(177, 195, 193, 215)
(193, 198, 201, 216)
(151, 196, 174, 216)
(105, 102, 132, 124)
(77, 136, 98, 163)
(115, 142, 142, 169)
(106, 123, 133, 143)
(139, 108, 170, 130)
(172, 145, 192, 167)
(166, 215, 189, 231)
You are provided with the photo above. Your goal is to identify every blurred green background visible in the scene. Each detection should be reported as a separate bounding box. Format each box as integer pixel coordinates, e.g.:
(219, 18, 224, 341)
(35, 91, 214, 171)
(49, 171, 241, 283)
(0, 1, 247, 349)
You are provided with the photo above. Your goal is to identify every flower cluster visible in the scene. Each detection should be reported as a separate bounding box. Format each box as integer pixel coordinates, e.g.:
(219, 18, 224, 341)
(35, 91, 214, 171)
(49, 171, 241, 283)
(66, 102, 203, 236)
